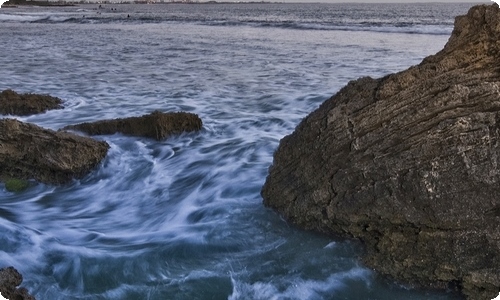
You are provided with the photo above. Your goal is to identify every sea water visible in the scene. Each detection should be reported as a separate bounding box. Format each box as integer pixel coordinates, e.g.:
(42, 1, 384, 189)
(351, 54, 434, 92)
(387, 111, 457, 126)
(0, 3, 479, 299)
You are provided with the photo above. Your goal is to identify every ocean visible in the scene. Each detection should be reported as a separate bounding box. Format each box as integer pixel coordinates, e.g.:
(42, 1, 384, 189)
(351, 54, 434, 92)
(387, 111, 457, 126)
(0, 2, 480, 299)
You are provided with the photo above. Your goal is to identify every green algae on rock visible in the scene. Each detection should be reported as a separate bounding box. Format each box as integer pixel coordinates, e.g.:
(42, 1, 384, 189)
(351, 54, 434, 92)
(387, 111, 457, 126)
(4, 178, 29, 193)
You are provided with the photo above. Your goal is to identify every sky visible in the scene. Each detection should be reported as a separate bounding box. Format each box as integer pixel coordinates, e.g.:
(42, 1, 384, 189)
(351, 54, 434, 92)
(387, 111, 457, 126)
(0, 0, 493, 3)
(282, 0, 489, 2)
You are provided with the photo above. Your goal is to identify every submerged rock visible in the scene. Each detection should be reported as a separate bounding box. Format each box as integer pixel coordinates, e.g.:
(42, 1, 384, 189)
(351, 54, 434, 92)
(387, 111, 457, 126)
(64, 110, 203, 141)
(0, 267, 35, 300)
(262, 4, 500, 300)
(0, 118, 109, 185)
(0, 89, 63, 116)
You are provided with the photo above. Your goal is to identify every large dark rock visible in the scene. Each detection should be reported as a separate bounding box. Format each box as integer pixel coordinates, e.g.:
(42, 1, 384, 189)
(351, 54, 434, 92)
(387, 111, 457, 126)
(0, 267, 35, 300)
(64, 110, 203, 141)
(262, 4, 500, 300)
(0, 90, 63, 116)
(0, 118, 109, 185)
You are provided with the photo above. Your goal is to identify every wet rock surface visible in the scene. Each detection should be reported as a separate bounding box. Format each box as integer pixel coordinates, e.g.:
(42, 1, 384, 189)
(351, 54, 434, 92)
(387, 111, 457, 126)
(0, 267, 35, 300)
(0, 89, 63, 116)
(262, 4, 500, 300)
(64, 110, 203, 141)
(0, 118, 109, 185)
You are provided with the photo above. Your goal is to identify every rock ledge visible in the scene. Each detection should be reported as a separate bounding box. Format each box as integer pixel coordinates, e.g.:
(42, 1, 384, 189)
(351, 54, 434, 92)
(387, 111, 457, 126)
(0, 119, 109, 185)
(0, 89, 63, 116)
(64, 110, 203, 140)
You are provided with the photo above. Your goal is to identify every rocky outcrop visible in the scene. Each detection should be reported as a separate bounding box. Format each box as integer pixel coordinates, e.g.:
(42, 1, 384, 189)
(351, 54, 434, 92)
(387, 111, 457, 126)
(0, 267, 35, 300)
(64, 110, 203, 141)
(262, 4, 500, 300)
(0, 119, 109, 185)
(0, 89, 63, 116)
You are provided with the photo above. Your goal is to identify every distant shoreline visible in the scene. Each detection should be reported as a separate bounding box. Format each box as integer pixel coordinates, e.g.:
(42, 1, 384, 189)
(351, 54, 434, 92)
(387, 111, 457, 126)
(0, 1, 485, 7)
(2, 0, 76, 6)
(1, 0, 279, 6)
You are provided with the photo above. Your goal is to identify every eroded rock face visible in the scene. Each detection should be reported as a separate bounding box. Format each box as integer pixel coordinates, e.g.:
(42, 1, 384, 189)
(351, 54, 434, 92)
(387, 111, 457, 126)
(64, 110, 203, 140)
(262, 4, 500, 300)
(0, 267, 35, 300)
(0, 119, 109, 185)
(0, 89, 63, 116)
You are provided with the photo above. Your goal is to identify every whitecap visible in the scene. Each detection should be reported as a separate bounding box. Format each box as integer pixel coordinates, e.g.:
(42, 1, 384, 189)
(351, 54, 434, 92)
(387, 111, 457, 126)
(0, 13, 45, 22)
(228, 267, 371, 300)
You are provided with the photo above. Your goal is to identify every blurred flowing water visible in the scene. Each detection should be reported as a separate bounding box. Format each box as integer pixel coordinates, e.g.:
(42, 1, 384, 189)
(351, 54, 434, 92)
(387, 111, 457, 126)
(0, 3, 476, 299)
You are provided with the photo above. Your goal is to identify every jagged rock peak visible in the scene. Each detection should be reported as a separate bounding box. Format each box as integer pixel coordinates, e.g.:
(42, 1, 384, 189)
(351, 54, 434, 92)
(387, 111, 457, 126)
(262, 4, 500, 300)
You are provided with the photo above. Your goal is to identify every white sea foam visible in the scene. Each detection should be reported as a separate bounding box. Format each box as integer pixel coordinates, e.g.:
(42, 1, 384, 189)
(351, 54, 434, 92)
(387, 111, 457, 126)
(229, 267, 371, 300)
(0, 13, 44, 22)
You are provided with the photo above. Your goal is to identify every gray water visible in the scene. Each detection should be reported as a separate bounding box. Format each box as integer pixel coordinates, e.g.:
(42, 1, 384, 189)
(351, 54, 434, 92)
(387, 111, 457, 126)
(0, 3, 476, 299)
